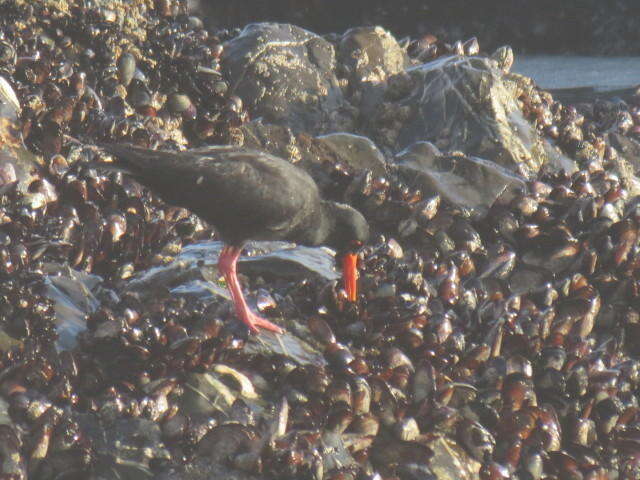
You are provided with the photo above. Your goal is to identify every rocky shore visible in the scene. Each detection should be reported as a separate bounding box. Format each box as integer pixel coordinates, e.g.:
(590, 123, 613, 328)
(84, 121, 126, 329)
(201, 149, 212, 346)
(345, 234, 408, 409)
(1, 1, 640, 479)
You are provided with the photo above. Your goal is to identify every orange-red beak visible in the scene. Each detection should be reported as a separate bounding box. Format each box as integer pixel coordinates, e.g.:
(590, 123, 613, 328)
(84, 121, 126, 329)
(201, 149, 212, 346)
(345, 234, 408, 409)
(342, 252, 358, 302)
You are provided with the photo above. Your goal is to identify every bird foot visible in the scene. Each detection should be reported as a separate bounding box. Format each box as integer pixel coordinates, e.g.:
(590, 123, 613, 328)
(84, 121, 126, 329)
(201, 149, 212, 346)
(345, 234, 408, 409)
(241, 312, 284, 335)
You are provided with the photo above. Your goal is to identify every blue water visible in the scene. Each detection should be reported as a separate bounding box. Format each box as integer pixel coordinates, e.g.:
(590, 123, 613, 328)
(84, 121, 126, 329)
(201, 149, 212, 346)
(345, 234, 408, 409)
(513, 55, 640, 92)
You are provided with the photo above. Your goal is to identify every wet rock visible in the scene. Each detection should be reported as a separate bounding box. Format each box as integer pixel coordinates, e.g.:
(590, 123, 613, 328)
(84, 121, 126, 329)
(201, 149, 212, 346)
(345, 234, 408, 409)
(74, 414, 170, 478)
(42, 266, 113, 350)
(315, 132, 387, 176)
(127, 240, 340, 304)
(243, 327, 326, 366)
(369, 55, 573, 178)
(396, 142, 526, 216)
(149, 240, 340, 285)
(223, 23, 354, 134)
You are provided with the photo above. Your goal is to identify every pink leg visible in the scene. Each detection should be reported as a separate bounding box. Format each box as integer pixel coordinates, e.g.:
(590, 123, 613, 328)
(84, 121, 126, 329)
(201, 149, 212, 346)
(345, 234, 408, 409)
(218, 245, 284, 334)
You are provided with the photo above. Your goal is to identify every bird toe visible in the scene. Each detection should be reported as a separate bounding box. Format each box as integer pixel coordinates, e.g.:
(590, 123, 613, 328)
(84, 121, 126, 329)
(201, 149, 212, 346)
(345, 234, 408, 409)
(248, 314, 284, 334)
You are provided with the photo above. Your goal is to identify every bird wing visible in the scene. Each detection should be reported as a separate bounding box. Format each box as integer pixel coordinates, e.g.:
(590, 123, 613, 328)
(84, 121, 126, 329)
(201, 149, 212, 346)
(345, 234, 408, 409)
(188, 149, 321, 243)
(103, 145, 321, 244)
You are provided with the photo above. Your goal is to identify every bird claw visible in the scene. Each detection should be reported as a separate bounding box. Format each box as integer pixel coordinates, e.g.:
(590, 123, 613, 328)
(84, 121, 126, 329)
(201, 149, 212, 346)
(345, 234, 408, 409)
(242, 312, 284, 335)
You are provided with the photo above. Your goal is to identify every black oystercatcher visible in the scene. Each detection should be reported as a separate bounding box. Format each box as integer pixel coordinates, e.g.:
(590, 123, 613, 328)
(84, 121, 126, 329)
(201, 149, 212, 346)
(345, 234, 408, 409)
(100, 144, 369, 334)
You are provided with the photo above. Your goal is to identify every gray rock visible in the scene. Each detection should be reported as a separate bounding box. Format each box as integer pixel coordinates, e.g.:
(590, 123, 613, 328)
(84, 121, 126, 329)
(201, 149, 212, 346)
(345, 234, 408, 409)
(335, 26, 412, 126)
(239, 120, 388, 192)
(72, 414, 169, 479)
(223, 23, 353, 134)
(127, 240, 340, 298)
(396, 142, 526, 217)
(338, 26, 409, 84)
(369, 55, 573, 178)
(337, 26, 409, 115)
(316, 132, 387, 177)
(42, 266, 110, 350)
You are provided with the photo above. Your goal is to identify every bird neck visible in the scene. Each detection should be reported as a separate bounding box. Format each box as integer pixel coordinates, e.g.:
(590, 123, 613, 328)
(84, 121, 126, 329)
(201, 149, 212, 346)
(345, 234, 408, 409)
(316, 200, 340, 248)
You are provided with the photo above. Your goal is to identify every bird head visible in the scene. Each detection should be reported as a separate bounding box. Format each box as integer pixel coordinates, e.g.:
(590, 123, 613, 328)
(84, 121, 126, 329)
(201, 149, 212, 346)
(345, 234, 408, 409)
(323, 202, 369, 302)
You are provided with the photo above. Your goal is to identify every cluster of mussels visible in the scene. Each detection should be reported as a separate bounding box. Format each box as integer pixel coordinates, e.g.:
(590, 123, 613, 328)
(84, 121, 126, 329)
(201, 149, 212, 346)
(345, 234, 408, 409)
(518, 87, 640, 170)
(2, 3, 640, 480)
(406, 34, 481, 63)
(290, 149, 640, 480)
(0, 0, 247, 155)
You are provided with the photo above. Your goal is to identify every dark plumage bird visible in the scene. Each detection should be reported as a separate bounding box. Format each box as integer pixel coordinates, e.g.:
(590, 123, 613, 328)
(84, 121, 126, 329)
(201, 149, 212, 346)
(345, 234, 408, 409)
(100, 144, 369, 334)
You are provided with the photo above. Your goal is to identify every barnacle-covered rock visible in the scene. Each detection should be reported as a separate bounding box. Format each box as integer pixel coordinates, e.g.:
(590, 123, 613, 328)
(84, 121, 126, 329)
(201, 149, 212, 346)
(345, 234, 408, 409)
(223, 23, 354, 134)
(368, 55, 574, 177)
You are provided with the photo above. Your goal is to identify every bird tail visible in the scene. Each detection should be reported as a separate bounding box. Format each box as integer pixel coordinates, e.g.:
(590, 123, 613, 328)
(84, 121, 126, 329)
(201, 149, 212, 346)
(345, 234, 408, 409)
(76, 143, 132, 175)
(83, 160, 131, 175)
(93, 143, 176, 182)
